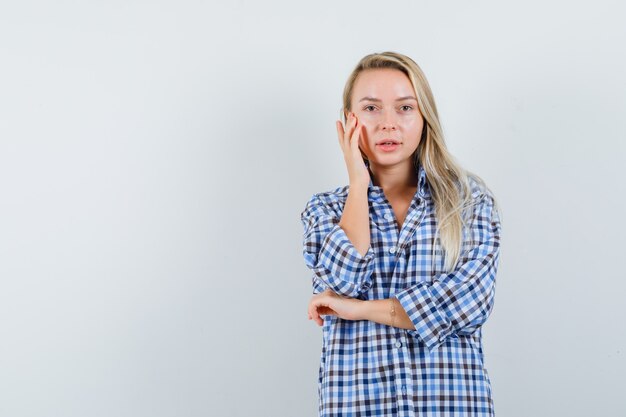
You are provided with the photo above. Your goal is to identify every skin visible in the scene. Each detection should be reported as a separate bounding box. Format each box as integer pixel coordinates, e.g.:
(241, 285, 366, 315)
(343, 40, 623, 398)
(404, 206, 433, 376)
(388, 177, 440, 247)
(307, 68, 425, 329)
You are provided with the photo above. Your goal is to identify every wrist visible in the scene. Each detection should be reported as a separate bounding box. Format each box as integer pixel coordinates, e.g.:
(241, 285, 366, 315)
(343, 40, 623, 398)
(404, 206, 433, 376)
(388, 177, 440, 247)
(357, 299, 370, 321)
(348, 181, 369, 193)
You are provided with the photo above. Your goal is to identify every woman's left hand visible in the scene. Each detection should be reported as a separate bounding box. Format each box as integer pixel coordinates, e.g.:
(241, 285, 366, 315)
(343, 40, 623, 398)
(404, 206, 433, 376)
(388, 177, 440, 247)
(307, 288, 365, 326)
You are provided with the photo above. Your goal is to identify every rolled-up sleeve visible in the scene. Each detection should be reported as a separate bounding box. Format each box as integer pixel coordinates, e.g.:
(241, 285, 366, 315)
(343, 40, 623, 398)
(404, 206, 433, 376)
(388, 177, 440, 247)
(395, 192, 501, 353)
(301, 194, 375, 297)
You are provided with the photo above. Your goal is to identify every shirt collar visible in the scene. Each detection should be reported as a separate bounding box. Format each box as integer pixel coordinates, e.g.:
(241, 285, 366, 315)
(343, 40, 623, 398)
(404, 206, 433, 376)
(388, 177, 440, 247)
(365, 160, 429, 200)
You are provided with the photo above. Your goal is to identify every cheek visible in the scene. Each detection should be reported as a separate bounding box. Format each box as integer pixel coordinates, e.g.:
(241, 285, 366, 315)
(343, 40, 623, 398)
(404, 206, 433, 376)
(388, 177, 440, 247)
(353, 113, 375, 132)
(353, 112, 372, 125)
(401, 115, 422, 126)
(360, 123, 375, 141)
(401, 117, 424, 134)
(354, 113, 374, 126)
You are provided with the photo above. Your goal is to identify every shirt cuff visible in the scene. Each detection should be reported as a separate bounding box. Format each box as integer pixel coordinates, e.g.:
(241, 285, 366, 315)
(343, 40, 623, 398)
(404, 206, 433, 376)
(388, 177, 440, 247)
(394, 283, 453, 353)
(318, 223, 375, 291)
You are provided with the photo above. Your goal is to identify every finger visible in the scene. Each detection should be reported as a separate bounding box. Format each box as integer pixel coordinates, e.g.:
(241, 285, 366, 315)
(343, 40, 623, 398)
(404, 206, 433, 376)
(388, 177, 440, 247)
(350, 120, 362, 155)
(360, 130, 369, 156)
(314, 296, 331, 326)
(343, 112, 356, 146)
(308, 300, 316, 321)
(309, 300, 323, 326)
(319, 306, 337, 316)
(313, 306, 323, 326)
(336, 120, 345, 151)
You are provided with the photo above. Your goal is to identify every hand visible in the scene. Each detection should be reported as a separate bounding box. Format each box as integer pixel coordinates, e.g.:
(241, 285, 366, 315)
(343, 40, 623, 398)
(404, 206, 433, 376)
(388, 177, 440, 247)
(336, 112, 371, 187)
(307, 288, 365, 326)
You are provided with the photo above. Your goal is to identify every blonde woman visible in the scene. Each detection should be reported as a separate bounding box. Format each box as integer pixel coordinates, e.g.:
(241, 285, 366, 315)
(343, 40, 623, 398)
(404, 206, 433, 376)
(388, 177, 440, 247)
(301, 51, 502, 416)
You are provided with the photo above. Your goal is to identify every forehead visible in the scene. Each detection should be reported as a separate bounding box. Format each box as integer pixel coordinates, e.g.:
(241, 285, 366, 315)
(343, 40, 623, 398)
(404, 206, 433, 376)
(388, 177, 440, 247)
(352, 68, 414, 101)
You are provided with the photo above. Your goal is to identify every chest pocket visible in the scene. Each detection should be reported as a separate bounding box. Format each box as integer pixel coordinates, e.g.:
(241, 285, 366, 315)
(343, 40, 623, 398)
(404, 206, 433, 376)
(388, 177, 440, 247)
(404, 217, 446, 287)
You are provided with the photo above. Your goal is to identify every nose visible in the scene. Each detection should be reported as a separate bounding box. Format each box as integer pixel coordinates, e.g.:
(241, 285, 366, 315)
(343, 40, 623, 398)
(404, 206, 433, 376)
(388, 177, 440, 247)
(380, 109, 397, 130)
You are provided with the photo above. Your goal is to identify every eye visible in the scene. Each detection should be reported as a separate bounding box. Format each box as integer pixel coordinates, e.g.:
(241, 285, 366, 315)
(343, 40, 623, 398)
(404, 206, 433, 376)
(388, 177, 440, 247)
(363, 105, 377, 112)
(400, 105, 413, 111)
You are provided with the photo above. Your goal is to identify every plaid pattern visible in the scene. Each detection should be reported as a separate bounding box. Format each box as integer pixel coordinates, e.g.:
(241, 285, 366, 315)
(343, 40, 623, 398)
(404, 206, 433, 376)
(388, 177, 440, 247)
(301, 163, 501, 416)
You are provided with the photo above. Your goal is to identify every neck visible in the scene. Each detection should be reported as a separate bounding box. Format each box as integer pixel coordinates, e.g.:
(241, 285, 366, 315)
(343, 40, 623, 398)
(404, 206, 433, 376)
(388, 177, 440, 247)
(369, 160, 418, 192)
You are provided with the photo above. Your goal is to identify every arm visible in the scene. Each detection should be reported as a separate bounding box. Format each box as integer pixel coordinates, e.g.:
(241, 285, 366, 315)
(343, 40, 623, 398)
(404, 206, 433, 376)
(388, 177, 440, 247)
(301, 190, 375, 298)
(303, 112, 374, 297)
(360, 192, 501, 352)
(335, 112, 372, 258)
(358, 298, 415, 330)
(339, 182, 370, 256)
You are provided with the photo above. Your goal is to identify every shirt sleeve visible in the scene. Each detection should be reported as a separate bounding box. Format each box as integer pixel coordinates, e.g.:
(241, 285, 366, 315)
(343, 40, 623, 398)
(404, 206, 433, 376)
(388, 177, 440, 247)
(301, 194, 376, 298)
(394, 192, 502, 353)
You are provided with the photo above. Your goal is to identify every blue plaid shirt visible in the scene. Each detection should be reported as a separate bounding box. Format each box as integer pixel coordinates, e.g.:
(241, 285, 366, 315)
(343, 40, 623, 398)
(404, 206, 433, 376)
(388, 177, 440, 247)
(301, 162, 501, 416)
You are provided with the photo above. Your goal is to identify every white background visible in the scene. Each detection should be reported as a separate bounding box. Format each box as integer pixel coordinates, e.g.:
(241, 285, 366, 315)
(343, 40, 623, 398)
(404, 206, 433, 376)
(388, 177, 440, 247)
(1, 1, 625, 416)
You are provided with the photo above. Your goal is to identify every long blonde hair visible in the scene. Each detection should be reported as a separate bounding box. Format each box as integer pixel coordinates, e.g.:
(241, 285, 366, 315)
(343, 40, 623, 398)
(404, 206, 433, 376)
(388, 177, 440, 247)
(341, 51, 500, 272)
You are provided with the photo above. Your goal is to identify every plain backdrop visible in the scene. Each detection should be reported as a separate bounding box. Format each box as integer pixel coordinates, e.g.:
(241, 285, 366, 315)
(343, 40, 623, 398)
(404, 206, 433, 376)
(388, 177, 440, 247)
(1, 1, 625, 416)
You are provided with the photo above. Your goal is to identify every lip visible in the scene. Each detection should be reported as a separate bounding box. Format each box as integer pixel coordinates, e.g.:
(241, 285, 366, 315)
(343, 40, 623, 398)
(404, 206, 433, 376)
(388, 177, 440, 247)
(376, 142, 401, 152)
(376, 139, 401, 145)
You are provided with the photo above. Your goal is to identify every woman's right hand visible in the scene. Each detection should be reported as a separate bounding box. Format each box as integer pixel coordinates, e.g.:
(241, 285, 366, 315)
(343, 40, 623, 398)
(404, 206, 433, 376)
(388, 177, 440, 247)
(336, 112, 371, 188)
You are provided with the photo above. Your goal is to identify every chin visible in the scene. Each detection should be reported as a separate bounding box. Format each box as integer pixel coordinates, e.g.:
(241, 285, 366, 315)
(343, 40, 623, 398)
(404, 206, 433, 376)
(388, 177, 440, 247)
(370, 156, 411, 166)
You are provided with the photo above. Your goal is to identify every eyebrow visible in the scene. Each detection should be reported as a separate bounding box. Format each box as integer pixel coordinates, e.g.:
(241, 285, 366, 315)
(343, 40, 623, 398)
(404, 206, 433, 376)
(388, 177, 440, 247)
(359, 96, 417, 102)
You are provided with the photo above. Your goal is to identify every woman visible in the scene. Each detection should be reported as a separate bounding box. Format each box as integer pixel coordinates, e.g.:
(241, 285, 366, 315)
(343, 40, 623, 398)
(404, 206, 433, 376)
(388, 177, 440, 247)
(300, 51, 502, 416)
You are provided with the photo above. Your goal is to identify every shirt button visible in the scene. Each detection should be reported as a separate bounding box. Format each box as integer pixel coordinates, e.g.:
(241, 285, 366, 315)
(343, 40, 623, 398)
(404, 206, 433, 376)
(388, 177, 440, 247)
(395, 341, 402, 348)
(384, 213, 393, 220)
(389, 247, 396, 254)
(401, 385, 406, 394)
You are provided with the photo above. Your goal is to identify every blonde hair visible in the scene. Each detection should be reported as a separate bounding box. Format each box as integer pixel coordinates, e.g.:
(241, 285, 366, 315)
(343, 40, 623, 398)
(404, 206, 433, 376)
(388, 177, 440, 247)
(341, 51, 500, 272)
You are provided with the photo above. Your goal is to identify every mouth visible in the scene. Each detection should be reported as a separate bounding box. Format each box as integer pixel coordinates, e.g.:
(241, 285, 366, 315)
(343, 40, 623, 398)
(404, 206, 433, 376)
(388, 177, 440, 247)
(376, 139, 401, 146)
(376, 140, 401, 152)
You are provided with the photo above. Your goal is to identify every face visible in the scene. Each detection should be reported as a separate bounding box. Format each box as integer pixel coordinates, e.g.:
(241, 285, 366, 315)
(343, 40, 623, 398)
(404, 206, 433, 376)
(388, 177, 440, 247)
(349, 68, 424, 168)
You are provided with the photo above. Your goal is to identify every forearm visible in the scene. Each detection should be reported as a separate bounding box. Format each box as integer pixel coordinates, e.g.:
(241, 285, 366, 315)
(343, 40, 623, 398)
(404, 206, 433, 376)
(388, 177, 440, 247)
(358, 298, 415, 330)
(338, 182, 370, 257)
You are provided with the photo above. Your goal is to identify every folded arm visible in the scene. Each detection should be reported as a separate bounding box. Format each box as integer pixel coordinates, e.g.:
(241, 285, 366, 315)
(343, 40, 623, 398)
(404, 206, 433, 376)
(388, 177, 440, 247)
(301, 186, 375, 298)
(358, 192, 502, 352)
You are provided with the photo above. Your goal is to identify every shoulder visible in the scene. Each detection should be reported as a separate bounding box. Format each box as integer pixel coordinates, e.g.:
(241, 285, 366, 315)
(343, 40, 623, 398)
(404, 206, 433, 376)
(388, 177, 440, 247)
(300, 185, 349, 220)
(466, 173, 496, 204)
(465, 173, 501, 226)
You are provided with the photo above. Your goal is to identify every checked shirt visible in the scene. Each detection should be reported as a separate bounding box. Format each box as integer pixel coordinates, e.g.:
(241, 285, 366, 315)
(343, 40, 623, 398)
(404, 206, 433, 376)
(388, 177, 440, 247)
(300, 162, 501, 416)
